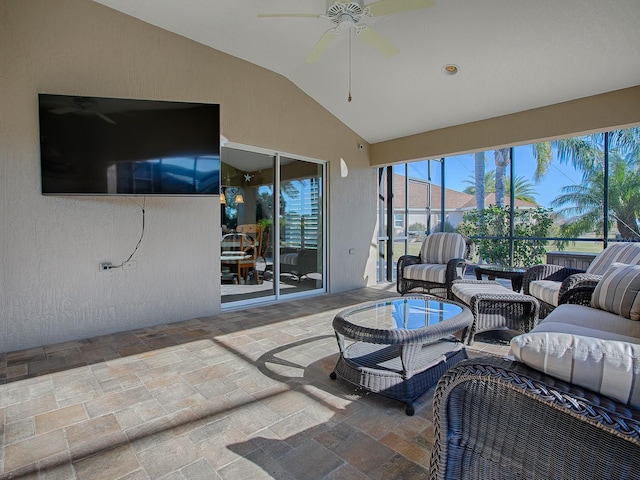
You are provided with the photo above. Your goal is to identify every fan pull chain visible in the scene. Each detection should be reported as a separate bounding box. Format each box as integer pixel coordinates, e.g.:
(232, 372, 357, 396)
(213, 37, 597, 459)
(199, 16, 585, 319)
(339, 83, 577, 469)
(348, 27, 352, 103)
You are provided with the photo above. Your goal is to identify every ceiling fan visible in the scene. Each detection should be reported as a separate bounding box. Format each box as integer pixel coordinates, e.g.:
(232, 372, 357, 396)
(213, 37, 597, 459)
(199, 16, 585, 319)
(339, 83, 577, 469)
(49, 97, 117, 124)
(259, 0, 435, 63)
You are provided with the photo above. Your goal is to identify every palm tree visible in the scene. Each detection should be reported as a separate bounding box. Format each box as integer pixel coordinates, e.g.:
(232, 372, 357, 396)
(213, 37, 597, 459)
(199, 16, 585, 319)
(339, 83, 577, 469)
(534, 128, 640, 239)
(552, 154, 640, 239)
(474, 152, 485, 211)
(494, 148, 511, 206)
(464, 172, 495, 195)
(472, 149, 512, 209)
(463, 171, 537, 203)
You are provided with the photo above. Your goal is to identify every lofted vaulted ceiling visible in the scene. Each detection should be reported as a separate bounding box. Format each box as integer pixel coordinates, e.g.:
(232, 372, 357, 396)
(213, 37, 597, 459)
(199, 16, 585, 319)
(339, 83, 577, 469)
(93, 0, 640, 144)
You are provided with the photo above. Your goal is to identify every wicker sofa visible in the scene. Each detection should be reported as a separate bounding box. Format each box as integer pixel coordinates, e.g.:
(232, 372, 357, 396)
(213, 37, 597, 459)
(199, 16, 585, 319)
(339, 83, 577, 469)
(430, 262, 640, 479)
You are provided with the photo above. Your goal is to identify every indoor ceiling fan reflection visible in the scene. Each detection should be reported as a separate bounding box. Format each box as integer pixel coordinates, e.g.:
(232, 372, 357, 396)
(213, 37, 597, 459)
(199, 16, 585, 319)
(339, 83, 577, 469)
(259, 0, 435, 101)
(49, 97, 117, 124)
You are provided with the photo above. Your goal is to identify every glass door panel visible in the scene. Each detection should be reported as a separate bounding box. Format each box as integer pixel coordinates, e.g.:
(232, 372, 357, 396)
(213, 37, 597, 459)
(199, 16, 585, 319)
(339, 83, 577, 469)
(278, 157, 324, 296)
(221, 147, 275, 304)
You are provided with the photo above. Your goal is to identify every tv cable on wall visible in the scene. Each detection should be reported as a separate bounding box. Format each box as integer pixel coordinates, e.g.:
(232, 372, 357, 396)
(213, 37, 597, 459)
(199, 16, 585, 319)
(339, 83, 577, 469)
(100, 197, 146, 271)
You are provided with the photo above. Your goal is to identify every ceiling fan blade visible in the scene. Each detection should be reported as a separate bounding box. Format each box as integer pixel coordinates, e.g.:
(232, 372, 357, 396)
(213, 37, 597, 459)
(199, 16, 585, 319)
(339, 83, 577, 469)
(258, 13, 321, 18)
(367, 0, 435, 17)
(357, 27, 400, 58)
(95, 112, 117, 125)
(305, 30, 338, 63)
(49, 106, 78, 115)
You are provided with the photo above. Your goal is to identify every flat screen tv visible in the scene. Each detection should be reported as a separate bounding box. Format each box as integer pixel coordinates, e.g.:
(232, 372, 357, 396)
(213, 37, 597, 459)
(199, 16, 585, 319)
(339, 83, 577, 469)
(38, 94, 220, 196)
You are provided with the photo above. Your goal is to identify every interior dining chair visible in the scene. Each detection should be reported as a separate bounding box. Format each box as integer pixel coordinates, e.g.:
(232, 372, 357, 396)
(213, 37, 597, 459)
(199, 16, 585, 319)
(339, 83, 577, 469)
(221, 231, 260, 284)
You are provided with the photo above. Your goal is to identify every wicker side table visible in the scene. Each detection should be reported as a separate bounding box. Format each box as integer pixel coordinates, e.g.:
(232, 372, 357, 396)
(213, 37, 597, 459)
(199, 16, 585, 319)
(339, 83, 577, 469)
(330, 295, 473, 415)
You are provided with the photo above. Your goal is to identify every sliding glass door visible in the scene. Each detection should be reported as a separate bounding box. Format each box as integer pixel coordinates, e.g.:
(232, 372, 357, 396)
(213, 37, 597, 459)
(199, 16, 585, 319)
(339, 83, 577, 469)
(220, 147, 325, 305)
(220, 148, 276, 304)
(279, 157, 324, 296)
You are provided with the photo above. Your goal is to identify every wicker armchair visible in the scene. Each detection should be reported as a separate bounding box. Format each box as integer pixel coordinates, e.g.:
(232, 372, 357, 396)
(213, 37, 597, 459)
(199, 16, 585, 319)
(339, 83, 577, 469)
(397, 232, 470, 299)
(523, 242, 640, 317)
(429, 356, 640, 480)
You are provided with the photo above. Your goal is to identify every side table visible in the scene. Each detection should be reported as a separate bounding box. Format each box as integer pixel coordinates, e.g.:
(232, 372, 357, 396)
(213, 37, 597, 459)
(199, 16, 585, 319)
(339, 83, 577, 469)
(474, 265, 527, 292)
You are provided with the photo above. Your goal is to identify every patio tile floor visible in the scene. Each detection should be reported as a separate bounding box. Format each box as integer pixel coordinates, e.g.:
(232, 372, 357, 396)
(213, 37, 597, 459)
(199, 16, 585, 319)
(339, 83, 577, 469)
(0, 285, 510, 479)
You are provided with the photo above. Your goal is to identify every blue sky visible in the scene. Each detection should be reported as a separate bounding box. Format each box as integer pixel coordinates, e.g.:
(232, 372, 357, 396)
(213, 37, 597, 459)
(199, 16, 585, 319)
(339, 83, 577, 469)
(407, 145, 585, 208)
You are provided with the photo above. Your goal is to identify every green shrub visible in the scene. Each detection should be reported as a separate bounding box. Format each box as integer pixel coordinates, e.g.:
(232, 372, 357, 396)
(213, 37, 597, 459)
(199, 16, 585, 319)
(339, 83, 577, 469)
(433, 221, 456, 233)
(408, 222, 426, 232)
(457, 206, 553, 266)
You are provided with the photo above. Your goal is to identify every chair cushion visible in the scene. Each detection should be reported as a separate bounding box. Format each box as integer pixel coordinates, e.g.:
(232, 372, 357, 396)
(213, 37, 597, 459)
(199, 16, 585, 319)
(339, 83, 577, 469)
(591, 263, 640, 320)
(528, 280, 561, 306)
(451, 281, 513, 306)
(511, 332, 640, 408)
(538, 304, 640, 339)
(531, 321, 640, 343)
(403, 263, 447, 284)
(419, 232, 466, 265)
(280, 252, 298, 266)
(586, 243, 640, 275)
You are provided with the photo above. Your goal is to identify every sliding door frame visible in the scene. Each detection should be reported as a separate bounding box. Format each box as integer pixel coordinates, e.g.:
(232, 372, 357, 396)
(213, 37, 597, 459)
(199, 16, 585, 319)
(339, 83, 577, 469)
(221, 142, 327, 309)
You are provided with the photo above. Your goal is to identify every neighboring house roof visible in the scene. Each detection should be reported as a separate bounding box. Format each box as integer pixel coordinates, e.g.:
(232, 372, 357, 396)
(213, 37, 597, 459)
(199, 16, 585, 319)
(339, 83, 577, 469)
(461, 193, 538, 209)
(392, 175, 475, 210)
(391, 174, 538, 211)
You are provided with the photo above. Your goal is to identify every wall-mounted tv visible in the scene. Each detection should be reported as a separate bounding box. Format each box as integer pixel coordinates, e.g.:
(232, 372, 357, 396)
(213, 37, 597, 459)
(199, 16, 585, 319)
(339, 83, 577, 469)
(38, 94, 220, 196)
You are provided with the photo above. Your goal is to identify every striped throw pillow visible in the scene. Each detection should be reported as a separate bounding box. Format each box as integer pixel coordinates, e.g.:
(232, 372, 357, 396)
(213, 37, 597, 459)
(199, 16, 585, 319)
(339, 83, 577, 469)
(591, 263, 640, 320)
(511, 332, 640, 408)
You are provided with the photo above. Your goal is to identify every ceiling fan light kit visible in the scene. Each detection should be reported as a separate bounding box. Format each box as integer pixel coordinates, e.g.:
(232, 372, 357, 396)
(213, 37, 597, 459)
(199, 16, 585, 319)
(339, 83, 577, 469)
(259, 0, 435, 101)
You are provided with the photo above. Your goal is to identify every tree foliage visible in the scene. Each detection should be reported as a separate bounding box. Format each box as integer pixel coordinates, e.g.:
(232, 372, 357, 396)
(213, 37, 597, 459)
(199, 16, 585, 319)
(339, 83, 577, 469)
(457, 206, 554, 266)
(534, 128, 640, 240)
(463, 172, 537, 203)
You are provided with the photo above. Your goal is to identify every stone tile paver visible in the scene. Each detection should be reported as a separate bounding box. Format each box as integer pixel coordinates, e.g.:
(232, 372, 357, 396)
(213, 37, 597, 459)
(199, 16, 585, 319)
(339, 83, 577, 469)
(0, 286, 509, 478)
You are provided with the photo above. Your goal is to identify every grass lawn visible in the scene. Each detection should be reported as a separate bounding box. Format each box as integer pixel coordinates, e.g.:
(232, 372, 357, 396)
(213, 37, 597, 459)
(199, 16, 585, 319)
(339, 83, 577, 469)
(389, 237, 606, 264)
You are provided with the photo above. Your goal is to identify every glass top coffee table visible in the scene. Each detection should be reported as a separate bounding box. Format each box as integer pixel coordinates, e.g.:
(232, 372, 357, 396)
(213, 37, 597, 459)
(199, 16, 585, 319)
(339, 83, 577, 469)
(330, 295, 472, 415)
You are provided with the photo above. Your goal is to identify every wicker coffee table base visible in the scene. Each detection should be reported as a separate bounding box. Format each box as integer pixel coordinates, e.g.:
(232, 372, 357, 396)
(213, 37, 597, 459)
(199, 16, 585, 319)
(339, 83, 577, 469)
(330, 338, 468, 415)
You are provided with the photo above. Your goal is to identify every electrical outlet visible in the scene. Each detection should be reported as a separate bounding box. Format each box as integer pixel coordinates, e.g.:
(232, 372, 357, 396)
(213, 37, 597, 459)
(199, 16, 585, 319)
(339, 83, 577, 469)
(122, 260, 136, 271)
(100, 262, 113, 271)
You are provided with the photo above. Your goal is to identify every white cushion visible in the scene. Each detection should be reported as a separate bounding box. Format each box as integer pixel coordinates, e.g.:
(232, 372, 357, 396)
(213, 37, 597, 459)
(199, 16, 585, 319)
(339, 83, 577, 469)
(403, 263, 447, 284)
(531, 321, 640, 344)
(511, 332, 640, 408)
(529, 280, 561, 306)
(591, 263, 640, 320)
(451, 281, 513, 306)
(539, 304, 640, 339)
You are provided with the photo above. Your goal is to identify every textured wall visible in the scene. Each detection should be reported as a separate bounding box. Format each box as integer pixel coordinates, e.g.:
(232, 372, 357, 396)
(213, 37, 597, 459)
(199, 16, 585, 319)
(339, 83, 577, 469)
(0, 0, 376, 352)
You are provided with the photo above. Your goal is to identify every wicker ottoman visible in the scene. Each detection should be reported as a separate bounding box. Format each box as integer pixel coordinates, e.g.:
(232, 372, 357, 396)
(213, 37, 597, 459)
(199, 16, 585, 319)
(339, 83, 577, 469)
(451, 280, 540, 345)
